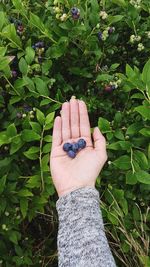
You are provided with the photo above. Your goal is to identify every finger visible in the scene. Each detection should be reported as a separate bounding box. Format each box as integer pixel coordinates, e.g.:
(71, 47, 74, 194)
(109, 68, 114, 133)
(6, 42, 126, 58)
(93, 127, 107, 153)
(70, 99, 80, 138)
(61, 102, 71, 141)
(52, 116, 62, 148)
(78, 100, 91, 138)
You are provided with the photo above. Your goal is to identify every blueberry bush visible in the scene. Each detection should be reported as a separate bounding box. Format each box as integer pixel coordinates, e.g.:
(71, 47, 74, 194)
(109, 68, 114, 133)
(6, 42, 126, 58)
(0, 0, 150, 266)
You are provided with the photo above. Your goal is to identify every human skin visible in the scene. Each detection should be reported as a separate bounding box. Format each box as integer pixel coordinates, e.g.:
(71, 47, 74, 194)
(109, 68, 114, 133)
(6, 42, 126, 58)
(50, 98, 108, 197)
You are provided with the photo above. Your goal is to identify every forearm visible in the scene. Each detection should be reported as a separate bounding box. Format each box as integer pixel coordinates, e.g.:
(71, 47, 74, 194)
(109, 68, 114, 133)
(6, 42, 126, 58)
(56, 186, 116, 267)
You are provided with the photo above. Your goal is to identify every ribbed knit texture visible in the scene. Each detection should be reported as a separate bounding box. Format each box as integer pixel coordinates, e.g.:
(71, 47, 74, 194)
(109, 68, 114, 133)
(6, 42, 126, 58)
(56, 186, 116, 267)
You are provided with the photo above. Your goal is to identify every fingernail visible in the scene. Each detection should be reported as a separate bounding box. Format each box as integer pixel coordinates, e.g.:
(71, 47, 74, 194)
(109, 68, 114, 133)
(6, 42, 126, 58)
(71, 95, 76, 99)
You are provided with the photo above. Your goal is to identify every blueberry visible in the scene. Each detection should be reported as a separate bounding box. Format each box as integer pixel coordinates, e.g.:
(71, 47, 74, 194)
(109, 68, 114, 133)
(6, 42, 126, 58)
(104, 85, 112, 92)
(111, 85, 116, 90)
(12, 70, 17, 78)
(32, 45, 36, 50)
(77, 139, 86, 149)
(72, 142, 79, 153)
(72, 14, 80, 20)
(67, 150, 76, 158)
(98, 32, 103, 41)
(63, 142, 72, 152)
(71, 7, 79, 15)
(18, 25, 24, 32)
(35, 41, 44, 48)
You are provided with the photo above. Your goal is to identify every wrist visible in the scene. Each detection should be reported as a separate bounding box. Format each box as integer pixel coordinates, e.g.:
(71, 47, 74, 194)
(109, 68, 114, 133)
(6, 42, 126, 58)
(57, 183, 95, 198)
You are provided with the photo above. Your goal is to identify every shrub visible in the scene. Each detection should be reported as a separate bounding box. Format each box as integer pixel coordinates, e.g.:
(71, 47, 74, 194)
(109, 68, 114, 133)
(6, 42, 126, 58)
(0, 0, 150, 266)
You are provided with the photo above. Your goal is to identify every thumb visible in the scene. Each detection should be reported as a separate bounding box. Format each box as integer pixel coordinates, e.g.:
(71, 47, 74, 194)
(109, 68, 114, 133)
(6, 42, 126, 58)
(93, 127, 107, 151)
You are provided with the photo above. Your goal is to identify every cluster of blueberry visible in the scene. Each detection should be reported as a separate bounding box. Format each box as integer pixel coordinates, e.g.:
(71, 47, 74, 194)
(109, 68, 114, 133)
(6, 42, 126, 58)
(32, 42, 45, 64)
(71, 7, 80, 20)
(98, 27, 115, 41)
(63, 138, 86, 158)
(9, 18, 24, 35)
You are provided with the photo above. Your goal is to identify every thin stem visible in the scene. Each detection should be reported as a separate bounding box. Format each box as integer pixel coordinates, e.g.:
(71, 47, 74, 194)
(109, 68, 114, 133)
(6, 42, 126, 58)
(130, 148, 135, 174)
(3, 75, 21, 97)
(39, 125, 45, 192)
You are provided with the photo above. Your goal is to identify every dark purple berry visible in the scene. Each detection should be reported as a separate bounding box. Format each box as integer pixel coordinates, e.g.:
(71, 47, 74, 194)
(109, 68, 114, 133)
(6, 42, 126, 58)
(77, 139, 86, 149)
(38, 56, 43, 63)
(63, 143, 72, 152)
(18, 25, 24, 32)
(72, 142, 79, 153)
(104, 85, 112, 92)
(35, 41, 44, 48)
(108, 27, 115, 34)
(23, 104, 32, 112)
(98, 32, 103, 41)
(111, 85, 116, 90)
(32, 45, 36, 50)
(71, 7, 79, 15)
(67, 150, 76, 159)
(12, 70, 17, 78)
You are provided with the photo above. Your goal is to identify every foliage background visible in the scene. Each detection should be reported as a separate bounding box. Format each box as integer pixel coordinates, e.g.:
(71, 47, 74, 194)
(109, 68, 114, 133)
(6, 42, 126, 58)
(0, 0, 150, 266)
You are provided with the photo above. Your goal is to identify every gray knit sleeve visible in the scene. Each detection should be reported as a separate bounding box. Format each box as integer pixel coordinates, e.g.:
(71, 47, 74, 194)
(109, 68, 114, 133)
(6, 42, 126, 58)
(56, 186, 116, 267)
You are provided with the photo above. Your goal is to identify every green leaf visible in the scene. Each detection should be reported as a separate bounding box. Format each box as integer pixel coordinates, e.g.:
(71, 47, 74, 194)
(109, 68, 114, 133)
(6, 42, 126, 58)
(30, 12, 45, 32)
(2, 24, 22, 49)
(98, 117, 111, 133)
(111, 0, 127, 7)
(113, 155, 131, 170)
(142, 59, 150, 84)
(44, 135, 52, 142)
(126, 170, 137, 185)
(42, 60, 52, 75)
(41, 154, 49, 172)
(19, 58, 28, 75)
(6, 123, 17, 138)
(108, 15, 124, 24)
(0, 175, 7, 194)
(0, 12, 6, 31)
(23, 146, 40, 160)
(22, 130, 40, 142)
(96, 74, 112, 82)
(139, 128, 150, 137)
(30, 122, 42, 134)
(45, 112, 55, 125)
(126, 122, 142, 135)
(33, 77, 49, 96)
(136, 170, 150, 184)
(108, 141, 131, 151)
(0, 132, 10, 147)
(134, 150, 149, 170)
(114, 129, 124, 140)
(134, 106, 150, 120)
(43, 143, 51, 153)
(36, 109, 45, 125)
(10, 136, 23, 155)
(9, 231, 21, 245)
(26, 175, 40, 189)
(126, 64, 135, 78)
(12, 0, 26, 14)
(18, 189, 33, 197)
(20, 198, 28, 218)
(110, 63, 120, 71)
(25, 47, 35, 65)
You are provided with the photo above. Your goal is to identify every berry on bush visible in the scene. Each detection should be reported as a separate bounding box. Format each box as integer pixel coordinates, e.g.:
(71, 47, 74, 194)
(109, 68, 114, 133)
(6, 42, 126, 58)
(71, 7, 80, 19)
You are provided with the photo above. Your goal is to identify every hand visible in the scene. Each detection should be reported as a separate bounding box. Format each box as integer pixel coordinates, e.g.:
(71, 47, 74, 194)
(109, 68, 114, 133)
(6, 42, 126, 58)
(50, 98, 108, 197)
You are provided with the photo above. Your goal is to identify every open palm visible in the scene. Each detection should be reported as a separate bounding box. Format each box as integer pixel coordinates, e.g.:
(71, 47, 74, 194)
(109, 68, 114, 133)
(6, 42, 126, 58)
(50, 99, 108, 197)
